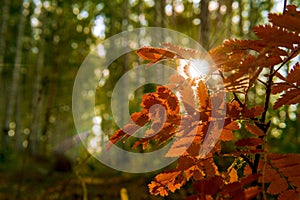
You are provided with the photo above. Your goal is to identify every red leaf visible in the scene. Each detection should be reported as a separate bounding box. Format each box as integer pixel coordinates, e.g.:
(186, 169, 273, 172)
(278, 190, 300, 200)
(235, 138, 263, 147)
(240, 173, 260, 186)
(275, 72, 288, 81)
(203, 157, 219, 177)
(141, 93, 163, 109)
(177, 156, 197, 171)
(287, 63, 300, 84)
(220, 182, 245, 200)
(272, 83, 293, 94)
(179, 81, 197, 115)
(130, 111, 150, 126)
(226, 100, 242, 119)
(274, 89, 300, 109)
(136, 46, 179, 65)
(106, 130, 126, 150)
(253, 25, 300, 49)
(244, 186, 261, 200)
(242, 105, 264, 118)
(245, 123, 265, 136)
(193, 176, 224, 195)
(269, 5, 300, 33)
(197, 80, 210, 111)
(220, 121, 239, 141)
(266, 177, 288, 195)
(149, 170, 182, 196)
(161, 42, 204, 59)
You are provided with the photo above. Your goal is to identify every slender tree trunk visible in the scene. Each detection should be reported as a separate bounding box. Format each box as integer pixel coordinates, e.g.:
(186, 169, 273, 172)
(248, 0, 259, 37)
(199, 0, 210, 50)
(155, 0, 166, 28)
(121, 0, 129, 127)
(29, 38, 45, 154)
(41, 54, 58, 156)
(108, 1, 116, 36)
(154, 0, 166, 80)
(0, 0, 10, 152)
(3, 1, 27, 150)
(238, 0, 244, 37)
(0, 0, 9, 67)
(15, 85, 23, 150)
(225, 0, 233, 38)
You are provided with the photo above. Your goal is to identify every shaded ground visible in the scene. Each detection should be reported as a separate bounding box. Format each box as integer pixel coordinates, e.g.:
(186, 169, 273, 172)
(0, 153, 191, 200)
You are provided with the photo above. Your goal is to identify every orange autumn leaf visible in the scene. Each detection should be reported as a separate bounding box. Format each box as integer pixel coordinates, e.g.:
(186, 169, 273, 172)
(136, 46, 180, 65)
(245, 123, 265, 136)
(108, 5, 300, 199)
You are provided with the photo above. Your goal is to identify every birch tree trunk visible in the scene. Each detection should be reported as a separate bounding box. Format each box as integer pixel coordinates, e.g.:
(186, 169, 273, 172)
(3, 1, 28, 150)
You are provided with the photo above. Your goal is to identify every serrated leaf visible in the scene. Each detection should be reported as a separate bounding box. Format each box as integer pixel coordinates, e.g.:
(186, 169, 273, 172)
(278, 190, 300, 200)
(148, 170, 182, 196)
(137, 46, 179, 65)
(259, 154, 300, 198)
(253, 25, 300, 49)
(242, 106, 264, 118)
(179, 81, 197, 115)
(266, 177, 288, 195)
(287, 63, 300, 84)
(274, 89, 300, 109)
(245, 186, 261, 200)
(269, 5, 300, 33)
(226, 100, 242, 119)
(220, 120, 239, 141)
(193, 176, 224, 195)
(235, 138, 263, 147)
(245, 123, 265, 136)
(197, 80, 210, 111)
(161, 42, 205, 59)
(228, 168, 238, 183)
(272, 83, 293, 94)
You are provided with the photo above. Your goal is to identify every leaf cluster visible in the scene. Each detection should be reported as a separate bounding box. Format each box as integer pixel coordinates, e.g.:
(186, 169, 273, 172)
(108, 5, 300, 200)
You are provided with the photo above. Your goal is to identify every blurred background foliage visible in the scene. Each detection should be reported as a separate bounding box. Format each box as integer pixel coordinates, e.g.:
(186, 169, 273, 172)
(0, 0, 299, 199)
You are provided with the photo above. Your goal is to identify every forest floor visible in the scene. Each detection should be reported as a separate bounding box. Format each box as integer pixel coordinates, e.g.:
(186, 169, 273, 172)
(0, 153, 191, 200)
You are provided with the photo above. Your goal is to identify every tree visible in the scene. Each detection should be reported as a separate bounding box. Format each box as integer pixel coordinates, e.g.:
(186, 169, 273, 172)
(3, 0, 29, 151)
(0, 0, 10, 153)
(109, 4, 300, 200)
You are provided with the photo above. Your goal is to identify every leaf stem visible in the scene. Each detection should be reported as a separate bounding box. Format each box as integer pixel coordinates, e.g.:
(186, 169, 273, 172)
(283, 0, 287, 13)
(272, 47, 300, 76)
(233, 93, 244, 107)
(252, 65, 274, 176)
(261, 66, 274, 124)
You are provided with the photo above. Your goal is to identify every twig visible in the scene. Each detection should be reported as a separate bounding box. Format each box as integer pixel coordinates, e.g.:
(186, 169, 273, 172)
(240, 154, 255, 171)
(257, 79, 267, 86)
(233, 92, 244, 108)
(283, 0, 287, 13)
(56, 153, 91, 198)
(75, 171, 88, 200)
(261, 65, 274, 124)
(272, 47, 300, 76)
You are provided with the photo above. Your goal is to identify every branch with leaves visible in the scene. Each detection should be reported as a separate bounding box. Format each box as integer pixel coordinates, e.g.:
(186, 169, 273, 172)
(108, 5, 300, 200)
